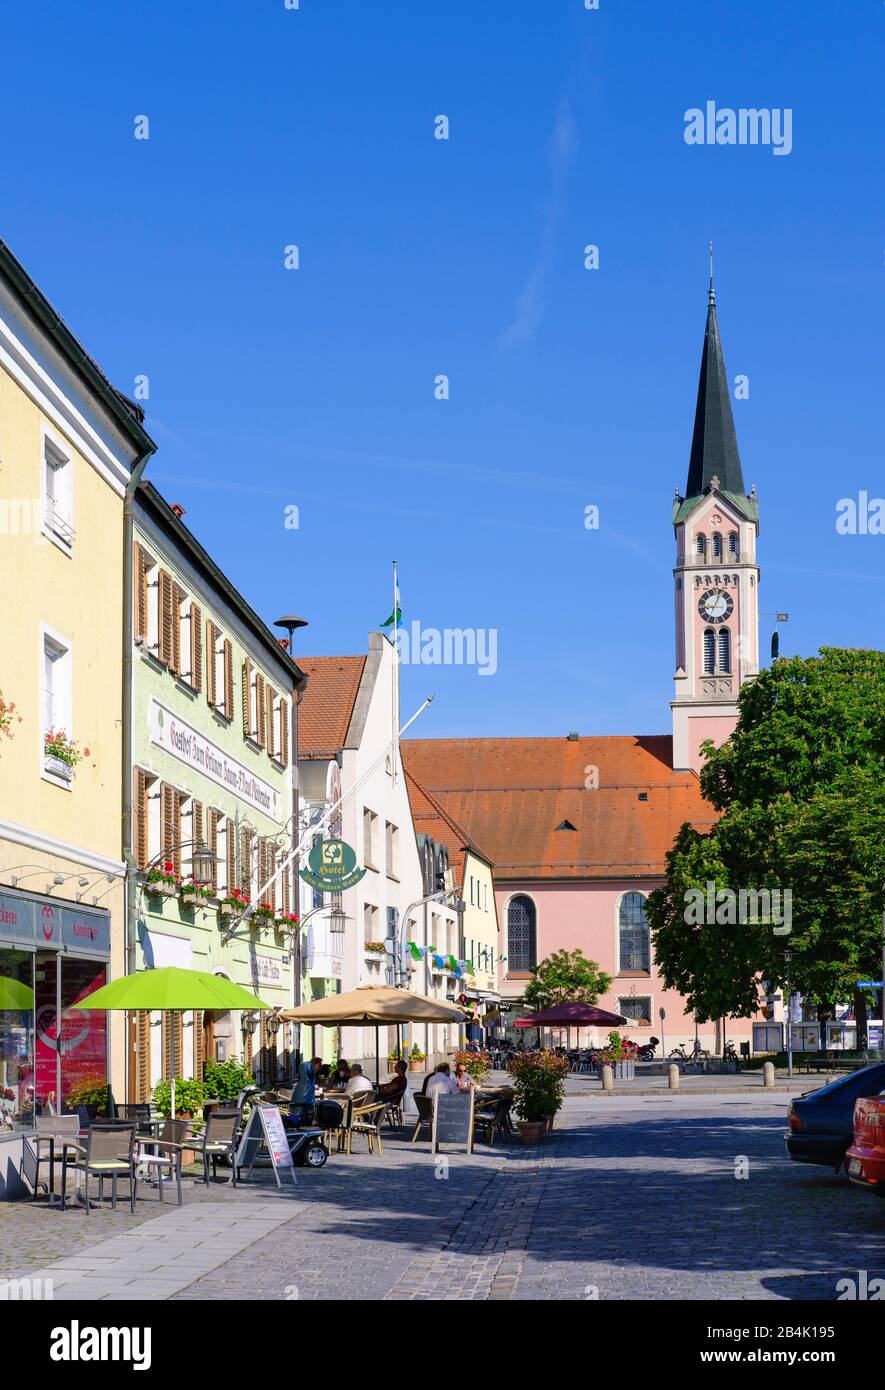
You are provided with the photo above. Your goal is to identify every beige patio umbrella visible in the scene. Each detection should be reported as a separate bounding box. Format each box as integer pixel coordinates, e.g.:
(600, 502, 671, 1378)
(280, 984, 466, 1081)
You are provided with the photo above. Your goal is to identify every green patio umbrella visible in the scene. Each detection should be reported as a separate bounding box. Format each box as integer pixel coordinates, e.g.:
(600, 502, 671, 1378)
(78, 967, 272, 1118)
(0, 976, 35, 1011)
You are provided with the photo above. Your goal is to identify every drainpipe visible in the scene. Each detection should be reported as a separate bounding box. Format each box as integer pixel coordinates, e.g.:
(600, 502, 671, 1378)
(122, 453, 153, 1100)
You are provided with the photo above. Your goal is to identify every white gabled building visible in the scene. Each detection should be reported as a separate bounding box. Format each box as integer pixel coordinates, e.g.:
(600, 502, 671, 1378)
(296, 632, 461, 1071)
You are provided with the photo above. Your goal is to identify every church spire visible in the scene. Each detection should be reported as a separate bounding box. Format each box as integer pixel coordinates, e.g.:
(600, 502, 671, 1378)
(685, 254, 745, 500)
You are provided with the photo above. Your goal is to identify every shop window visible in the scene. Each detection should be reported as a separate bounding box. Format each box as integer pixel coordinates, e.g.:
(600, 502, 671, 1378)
(0, 949, 35, 1132)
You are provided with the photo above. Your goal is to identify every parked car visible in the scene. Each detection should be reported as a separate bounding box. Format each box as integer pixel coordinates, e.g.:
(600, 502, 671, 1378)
(784, 1062, 885, 1172)
(845, 1092, 885, 1195)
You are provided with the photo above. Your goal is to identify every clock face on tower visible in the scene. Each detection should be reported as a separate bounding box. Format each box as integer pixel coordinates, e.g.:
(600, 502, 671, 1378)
(698, 587, 734, 624)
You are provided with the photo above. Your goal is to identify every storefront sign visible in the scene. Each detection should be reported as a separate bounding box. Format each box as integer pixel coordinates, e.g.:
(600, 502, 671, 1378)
(299, 838, 366, 893)
(235, 1104, 295, 1187)
(431, 1090, 475, 1155)
(0, 891, 109, 956)
(252, 953, 284, 987)
(149, 699, 280, 817)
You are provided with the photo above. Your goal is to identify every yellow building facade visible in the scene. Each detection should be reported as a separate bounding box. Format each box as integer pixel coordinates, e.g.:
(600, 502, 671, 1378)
(0, 241, 155, 1152)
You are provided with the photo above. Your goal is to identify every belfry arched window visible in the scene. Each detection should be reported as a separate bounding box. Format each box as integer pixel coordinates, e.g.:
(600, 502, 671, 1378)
(507, 895, 537, 973)
(718, 627, 731, 672)
(703, 628, 716, 673)
(695, 535, 707, 559)
(712, 532, 723, 559)
(728, 531, 739, 557)
(619, 892, 650, 973)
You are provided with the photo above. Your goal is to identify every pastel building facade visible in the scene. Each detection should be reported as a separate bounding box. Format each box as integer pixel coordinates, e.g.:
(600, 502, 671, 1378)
(130, 481, 305, 1097)
(0, 239, 155, 1159)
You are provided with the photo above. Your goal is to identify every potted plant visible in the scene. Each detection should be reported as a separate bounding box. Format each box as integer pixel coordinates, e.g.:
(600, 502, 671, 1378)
(408, 1043, 426, 1073)
(597, 1031, 638, 1081)
(507, 1050, 569, 1143)
(146, 860, 181, 898)
(152, 1075, 206, 1119)
(276, 911, 299, 936)
(364, 941, 386, 955)
(44, 728, 86, 782)
(181, 879, 214, 907)
(67, 1075, 111, 1118)
(0, 690, 22, 750)
(252, 899, 276, 926)
(219, 886, 249, 917)
(203, 1058, 252, 1103)
(453, 1048, 492, 1085)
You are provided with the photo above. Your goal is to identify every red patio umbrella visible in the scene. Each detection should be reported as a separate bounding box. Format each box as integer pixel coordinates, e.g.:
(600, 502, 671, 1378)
(514, 1002, 628, 1050)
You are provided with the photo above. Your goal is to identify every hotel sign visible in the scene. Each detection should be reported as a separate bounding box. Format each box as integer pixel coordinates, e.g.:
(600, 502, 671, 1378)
(149, 700, 279, 818)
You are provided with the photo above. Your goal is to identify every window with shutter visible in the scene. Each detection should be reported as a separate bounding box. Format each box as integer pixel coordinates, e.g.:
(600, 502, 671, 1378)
(135, 1011, 151, 1103)
(242, 658, 252, 738)
(226, 821, 236, 897)
(244, 1024, 253, 1073)
(194, 1009, 205, 1080)
(240, 827, 255, 898)
(160, 784, 181, 873)
(280, 698, 289, 766)
(266, 684, 277, 757)
(281, 850, 290, 914)
(223, 639, 234, 721)
(191, 801, 204, 879)
(162, 1013, 183, 1080)
(256, 673, 266, 747)
(207, 809, 221, 893)
(134, 543, 149, 641)
(172, 584, 185, 676)
(191, 602, 203, 692)
(159, 570, 174, 666)
(133, 768, 149, 870)
(206, 621, 221, 706)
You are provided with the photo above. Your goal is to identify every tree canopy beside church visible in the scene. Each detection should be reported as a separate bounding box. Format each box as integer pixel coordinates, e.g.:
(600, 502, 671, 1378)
(647, 649, 885, 1022)
(522, 949, 611, 1012)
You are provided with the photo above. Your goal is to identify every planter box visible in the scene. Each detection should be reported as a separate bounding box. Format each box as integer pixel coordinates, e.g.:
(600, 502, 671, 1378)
(219, 902, 237, 917)
(182, 892, 209, 907)
(148, 881, 178, 898)
(44, 755, 73, 782)
(408, 1060, 425, 1073)
(597, 1060, 636, 1081)
(517, 1120, 547, 1145)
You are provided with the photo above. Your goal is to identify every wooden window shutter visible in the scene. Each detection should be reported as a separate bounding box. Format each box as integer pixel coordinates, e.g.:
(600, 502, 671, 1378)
(159, 570, 173, 666)
(171, 585, 183, 676)
(191, 602, 203, 692)
(132, 768, 148, 870)
(135, 1011, 151, 1103)
(134, 544, 149, 641)
(242, 658, 252, 737)
(192, 801, 204, 876)
(163, 1013, 183, 1080)
(194, 1010, 205, 1079)
(207, 809, 220, 893)
(244, 1024, 253, 1072)
(256, 673, 266, 748)
(266, 684, 276, 757)
(280, 699, 289, 767)
(240, 826, 255, 897)
(281, 852, 290, 914)
(160, 784, 180, 873)
(224, 639, 233, 720)
(206, 622, 218, 706)
(226, 818, 236, 896)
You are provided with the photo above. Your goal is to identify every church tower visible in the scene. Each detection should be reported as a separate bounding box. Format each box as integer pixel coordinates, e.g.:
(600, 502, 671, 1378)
(671, 268, 760, 773)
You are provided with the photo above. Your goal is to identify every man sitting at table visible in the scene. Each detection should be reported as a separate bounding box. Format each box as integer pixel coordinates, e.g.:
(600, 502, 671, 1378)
(344, 1064, 375, 1100)
(378, 1060, 408, 1104)
(328, 1059, 351, 1091)
(425, 1063, 460, 1099)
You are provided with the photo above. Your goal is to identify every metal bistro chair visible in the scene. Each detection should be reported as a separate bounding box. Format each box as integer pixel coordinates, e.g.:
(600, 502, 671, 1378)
(135, 1117, 189, 1204)
(61, 1122, 138, 1212)
(22, 1115, 81, 1199)
(409, 1093, 435, 1144)
(474, 1096, 512, 1147)
(188, 1109, 240, 1186)
(114, 1102, 154, 1136)
(347, 1099, 387, 1155)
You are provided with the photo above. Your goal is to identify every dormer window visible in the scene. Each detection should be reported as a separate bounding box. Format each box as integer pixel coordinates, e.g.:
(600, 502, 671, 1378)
(555, 820, 577, 832)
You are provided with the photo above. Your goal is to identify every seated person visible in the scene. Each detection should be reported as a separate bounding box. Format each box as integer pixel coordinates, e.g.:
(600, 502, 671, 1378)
(453, 1061, 475, 1092)
(343, 1064, 376, 1100)
(315, 1064, 332, 1089)
(425, 1063, 460, 1099)
(378, 1060, 408, 1101)
(328, 1059, 351, 1091)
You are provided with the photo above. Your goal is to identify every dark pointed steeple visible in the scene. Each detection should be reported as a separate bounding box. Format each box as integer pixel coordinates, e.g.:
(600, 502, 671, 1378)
(684, 253, 745, 500)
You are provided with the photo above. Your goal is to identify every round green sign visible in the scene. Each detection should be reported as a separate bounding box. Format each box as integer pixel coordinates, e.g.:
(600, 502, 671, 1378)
(299, 838, 366, 893)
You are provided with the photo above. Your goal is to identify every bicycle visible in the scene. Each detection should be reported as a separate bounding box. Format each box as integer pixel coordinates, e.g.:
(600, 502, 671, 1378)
(668, 1041, 710, 1062)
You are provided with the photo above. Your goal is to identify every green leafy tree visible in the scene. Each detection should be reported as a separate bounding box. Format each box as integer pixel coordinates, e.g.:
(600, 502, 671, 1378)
(522, 948, 611, 1012)
(647, 649, 885, 1023)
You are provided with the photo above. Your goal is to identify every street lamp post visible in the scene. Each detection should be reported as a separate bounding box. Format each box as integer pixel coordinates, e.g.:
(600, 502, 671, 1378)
(784, 948, 793, 1079)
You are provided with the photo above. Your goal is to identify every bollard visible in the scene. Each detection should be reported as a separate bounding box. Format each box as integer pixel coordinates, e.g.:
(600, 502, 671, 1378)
(668, 1063, 680, 1090)
(762, 1061, 775, 1088)
(601, 1063, 614, 1092)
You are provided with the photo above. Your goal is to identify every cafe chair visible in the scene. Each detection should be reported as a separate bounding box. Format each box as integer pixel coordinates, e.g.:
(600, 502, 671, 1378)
(21, 1115, 81, 1199)
(188, 1109, 240, 1186)
(61, 1122, 138, 1213)
(135, 1117, 189, 1204)
(474, 1097, 512, 1147)
(347, 1099, 387, 1155)
(409, 1093, 434, 1144)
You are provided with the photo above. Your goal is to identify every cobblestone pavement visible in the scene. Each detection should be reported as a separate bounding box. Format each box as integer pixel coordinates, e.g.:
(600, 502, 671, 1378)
(4, 1095, 884, 1301)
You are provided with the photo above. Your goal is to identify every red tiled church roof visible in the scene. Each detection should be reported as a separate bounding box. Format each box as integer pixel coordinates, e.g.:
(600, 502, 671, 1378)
(401, 735, 714, 881)
(297, 656, 366, 758)
(404, 769, 493, 887)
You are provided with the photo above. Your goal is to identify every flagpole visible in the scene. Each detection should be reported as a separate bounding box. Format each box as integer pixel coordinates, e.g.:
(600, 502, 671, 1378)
(392, 559, 399, 788)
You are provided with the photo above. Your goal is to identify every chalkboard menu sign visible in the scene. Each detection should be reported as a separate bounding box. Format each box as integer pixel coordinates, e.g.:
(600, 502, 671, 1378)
(235, 1105, 296, 1186)
(431, 1090, 474, 1154)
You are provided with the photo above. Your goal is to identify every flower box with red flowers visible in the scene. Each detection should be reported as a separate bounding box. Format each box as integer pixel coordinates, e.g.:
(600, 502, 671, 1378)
(181, 880, 215, 907)
(252, 901, 277, 925)
(44, 728, 87, 782)
(275, 912, 300, 933)
(219, 887, 250, 917)
(146, 861, 182, 897)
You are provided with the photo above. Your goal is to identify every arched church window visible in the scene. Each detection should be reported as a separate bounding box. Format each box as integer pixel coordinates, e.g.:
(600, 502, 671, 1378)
(712, 532, 723, 558)
(619, 892, 650, 973)
(718, 627, 731, 672)
(507, 895, 537, 973)
(703, 628, 715, 673)
(728, 531, 739, 556)
(695, 535, 707, 559)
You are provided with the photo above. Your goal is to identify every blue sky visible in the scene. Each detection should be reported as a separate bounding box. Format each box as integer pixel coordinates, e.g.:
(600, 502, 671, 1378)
(3, 1, 883, 738)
